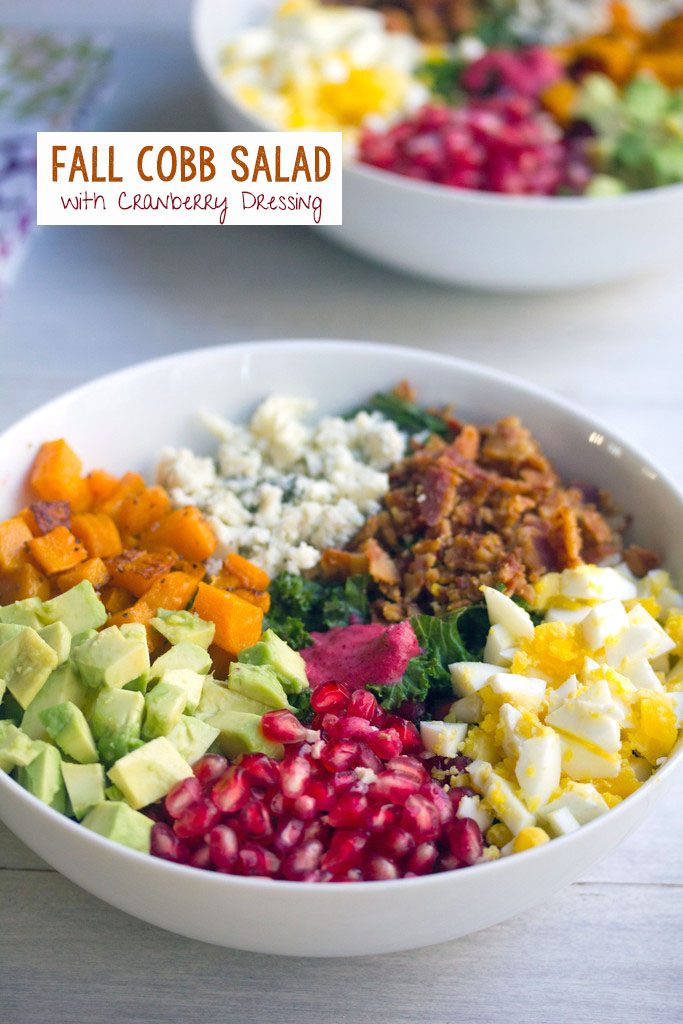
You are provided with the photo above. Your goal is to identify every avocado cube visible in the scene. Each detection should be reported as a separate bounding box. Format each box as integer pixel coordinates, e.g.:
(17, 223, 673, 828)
(108, 737, 193, 809)
(41, 581, 107, 635)
(122, 674, 149, 694)
(21, 663, 90, 741)
(196, 678, 269, 720)
(156, 668, 204, 714)
(0, 679, 5, 705)
(0, 628, 59, 709)
(0, 720, 40, 772)
(61, 761, 105, 819)
(150, 642, 212, 680)
(143, 682, 186, 739)
(16, 741, 66, 811)
(151, 609, 215, 650)
(38, 622, 72, 665)
(238, 629, 309, 694)
(624, 76, 670, 123)
(167, 714, 219, 765)
(228, 661, 292, 709)
(0, 597, 46, 629)
(0, 623, 27, 645)
(208, 709, 284, 760)
(40, 701, 98, 764)
(105, 784, 125, 802)
(71, 628, 97, 650)
(72, 625, 150, 691)
(91, 688, 145, 767)
(81, 801, 153, 853)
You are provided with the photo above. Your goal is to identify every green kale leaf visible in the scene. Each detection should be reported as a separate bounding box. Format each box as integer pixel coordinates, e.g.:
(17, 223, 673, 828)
(347, 391, 450, 438)
(266, 573, 370, 649)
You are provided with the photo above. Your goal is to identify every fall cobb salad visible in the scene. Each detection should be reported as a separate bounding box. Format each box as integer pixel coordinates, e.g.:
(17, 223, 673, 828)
(0, 385, 681, 883)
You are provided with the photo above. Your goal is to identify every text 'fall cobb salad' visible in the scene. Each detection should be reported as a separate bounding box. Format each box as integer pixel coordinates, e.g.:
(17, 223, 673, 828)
(0, 383, 681, 882)
(220, 0, 683, 196)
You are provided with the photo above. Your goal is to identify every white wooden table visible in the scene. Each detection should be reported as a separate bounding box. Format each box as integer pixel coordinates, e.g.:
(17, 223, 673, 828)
(1, 3, 682, 1020)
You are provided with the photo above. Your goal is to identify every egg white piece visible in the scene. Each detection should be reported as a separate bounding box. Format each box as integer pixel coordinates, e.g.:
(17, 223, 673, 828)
(489, 673, 547, 709)
(545, 806, 581, 836)
(483, 623, 517, 667)
(547, 674, 580, 713)
(499, 703, 523, 756)
(542, 782, 609, 825)
(557, 734, 620, 781)
(449, 661, 504, 697)
(419, 721, 468, 758)
(482, 586, 535, 641)
(605, 604, 675, 667)
(468, 760, 535, 835)
(456, 794, 493, 832)
(581, 599, 629, 650)
(560, 565, 637, 602)
(447, 694, 482, 724)
(546, 700, 621, 754)
(545, 606, 590, 625)
(515, 731, 562, 812)
(619, 656, 664, 691)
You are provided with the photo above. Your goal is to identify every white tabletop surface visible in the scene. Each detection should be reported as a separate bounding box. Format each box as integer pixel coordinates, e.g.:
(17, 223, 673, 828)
(1, 2, 682, 1021)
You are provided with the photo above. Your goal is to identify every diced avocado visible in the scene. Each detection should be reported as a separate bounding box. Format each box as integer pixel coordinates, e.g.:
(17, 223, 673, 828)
(151, 609, 215, 650)
(0, 628, 58, 709)
(0, 597, 46, 629)
(0, 623, 27, 645)
(1, 690, 24, 725)
(38, 621, 71, 665)
(238, 629, 309, 694)
(652, 141, 683, 185)
(0, 720, 40, 772)
(167, 714, 219, 764)
(72, 625, 150, 690)
(228, 661, 292, 710)
(81, 801, 153, 853)
(40, 701, 98, 764)
(41, 581, 107, 635)
(624, 76, 670, 122)
(61, 761, 105, 819)
(585, 173, 628, 197)
(16, 741, 66, 811)
(122, 675, 149, 694)
(196, 677, 269, 720)
(208, 709, 284, 760)
(91, 688, 144, 766)
(21, 663, 90, 741)
(120, 622, 148, 645)
(143, 682, 186, 739)
(156, 668, 204, 714)
(105, 784, 125, 802)
(150, 642, 212, 679)
(108, 736, 193, 809)
(71, 628, 97, 650)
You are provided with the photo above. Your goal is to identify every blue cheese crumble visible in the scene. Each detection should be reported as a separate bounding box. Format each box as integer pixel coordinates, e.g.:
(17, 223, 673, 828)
(156, 395, 406, 577)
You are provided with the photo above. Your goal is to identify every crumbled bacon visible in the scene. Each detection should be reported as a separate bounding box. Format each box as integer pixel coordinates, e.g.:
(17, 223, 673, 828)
(336, 414, 630, 619)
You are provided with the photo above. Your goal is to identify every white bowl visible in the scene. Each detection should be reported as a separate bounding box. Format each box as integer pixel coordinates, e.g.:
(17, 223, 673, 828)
(0, 339, 681, 956)
(192, 0, 683, 292)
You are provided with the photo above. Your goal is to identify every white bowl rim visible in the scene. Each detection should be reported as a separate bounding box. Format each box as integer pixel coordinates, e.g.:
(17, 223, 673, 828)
(1, 336, 681, 895)
(190, 0, 683, 211)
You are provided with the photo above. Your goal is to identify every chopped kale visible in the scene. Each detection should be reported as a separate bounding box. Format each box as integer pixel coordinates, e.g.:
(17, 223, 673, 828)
(348, 391, 450, 438)
(288, 688, 314, 725)
(266, 572, 370, 649)
(417, 56, 466, 104)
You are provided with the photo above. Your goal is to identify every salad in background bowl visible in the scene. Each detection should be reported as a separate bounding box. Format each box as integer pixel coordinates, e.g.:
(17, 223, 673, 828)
(0, 339, 682, 955)
(193, 0, 683, 289)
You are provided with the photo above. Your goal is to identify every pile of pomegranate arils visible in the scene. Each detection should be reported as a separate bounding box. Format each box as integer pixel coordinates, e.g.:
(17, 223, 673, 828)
(149, 683, 485, 882)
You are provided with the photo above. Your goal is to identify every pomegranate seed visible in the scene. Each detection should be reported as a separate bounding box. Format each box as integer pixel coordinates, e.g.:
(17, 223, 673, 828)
(320, 740, 360, 773)
(336, 716, 377, 741)
(294, 779, 333, 820)
(365, 854, 400, 880)
(332, 868, 364, 883)
(164, 776, 202, 820)
(269, 791, 285, 816)
(401, 794, 441, 842)
(211, 767, 250, 814)
(421, 781, 454, 825)
(447, 818, 484, 865)
(321, 830, 368, 874)
(239, 800, 273, 839)
(189, 843, 212, 870)
(355, 743, 383, 774)
(239, 752, 280, 787)
(327, 791, 370, 828)
(366, 803, 401, 833)
(370, 770, 421, 805)
(386, 755, 428, 784)
(347, 689, 379, 721)
(386, 718, 422, 754)
(448, 786, 475, 813)
(332, 770, 357, 794)
(280, 756, 311, 799)
(321, 713, 340, 735)
(282, 839, 323, 880)
(174, 798, 221, 839)
(271, 818, 302, 854)
(238, 844, 269, 877)
(369, 728, 403, 760)
(311, 682, 350, 714)
(208, 825, 239, 870)
(302, 819, 331, 845)
(406, 842, 438, 875)
(193, 754, 228, 787)
(375, 826, 415, 860)
(436, 852, 461, 873)
(150, 823, 190, 863)
(260, 709, 307, 744)
(292, 794, 317, 820)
